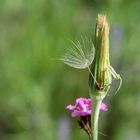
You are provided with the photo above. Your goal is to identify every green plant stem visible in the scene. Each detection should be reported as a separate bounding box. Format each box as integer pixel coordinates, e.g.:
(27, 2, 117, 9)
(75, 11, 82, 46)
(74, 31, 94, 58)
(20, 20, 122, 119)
(91, 94, 103, 140)
(89, 134, 93, 140)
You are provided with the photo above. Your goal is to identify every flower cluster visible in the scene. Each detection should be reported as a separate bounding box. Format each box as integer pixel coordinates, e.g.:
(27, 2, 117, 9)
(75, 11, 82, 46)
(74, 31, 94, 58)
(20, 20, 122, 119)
(66, 98, 108, 117)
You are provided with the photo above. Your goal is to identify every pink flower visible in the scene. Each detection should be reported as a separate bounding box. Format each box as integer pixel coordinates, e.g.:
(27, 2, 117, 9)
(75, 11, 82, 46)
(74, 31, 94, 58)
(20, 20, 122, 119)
(66, 98, 108, 117)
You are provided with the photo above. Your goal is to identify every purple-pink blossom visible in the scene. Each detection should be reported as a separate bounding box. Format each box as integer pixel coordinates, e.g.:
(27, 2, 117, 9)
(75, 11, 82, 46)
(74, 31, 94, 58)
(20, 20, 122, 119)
(66, 98, 108, 117)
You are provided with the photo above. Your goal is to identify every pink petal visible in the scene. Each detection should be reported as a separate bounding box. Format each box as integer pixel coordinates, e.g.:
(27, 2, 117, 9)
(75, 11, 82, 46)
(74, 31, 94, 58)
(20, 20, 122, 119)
(72, 111, 80, 117)
(100, 103, 108, 111)
(76, 98, 85, 104)
(72, 110, 91, 117)
(77, 100, 85, 110)
(66, 105, 75, 110)
(66, 98, 108, 118)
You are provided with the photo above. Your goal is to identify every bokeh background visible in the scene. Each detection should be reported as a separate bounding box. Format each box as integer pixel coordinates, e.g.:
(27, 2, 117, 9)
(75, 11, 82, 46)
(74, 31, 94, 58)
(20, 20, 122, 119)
(0, 0, 140, 140)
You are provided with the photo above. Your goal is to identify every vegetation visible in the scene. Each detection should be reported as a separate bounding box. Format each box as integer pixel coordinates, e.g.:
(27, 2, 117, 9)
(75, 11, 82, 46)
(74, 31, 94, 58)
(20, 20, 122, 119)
(0, 0, 140, 140)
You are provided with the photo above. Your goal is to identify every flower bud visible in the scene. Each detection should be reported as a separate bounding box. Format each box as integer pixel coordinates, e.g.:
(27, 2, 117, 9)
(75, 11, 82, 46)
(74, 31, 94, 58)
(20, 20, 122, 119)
(89, 14, 112, 95)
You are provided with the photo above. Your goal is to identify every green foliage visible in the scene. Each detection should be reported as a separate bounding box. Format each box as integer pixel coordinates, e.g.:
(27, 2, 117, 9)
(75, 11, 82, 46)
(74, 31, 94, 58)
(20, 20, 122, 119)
(0, 0, 140, 140)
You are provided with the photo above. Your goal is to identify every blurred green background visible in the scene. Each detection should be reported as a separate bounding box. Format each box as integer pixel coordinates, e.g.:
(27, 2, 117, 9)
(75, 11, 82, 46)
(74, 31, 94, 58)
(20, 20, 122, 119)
(0, 0, 140, 140)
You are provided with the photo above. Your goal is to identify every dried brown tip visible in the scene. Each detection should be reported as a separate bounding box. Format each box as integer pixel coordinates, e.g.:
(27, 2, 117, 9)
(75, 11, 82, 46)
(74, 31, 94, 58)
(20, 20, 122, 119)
(97, 14, 109, 33)
(78, 115, 92, 139)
